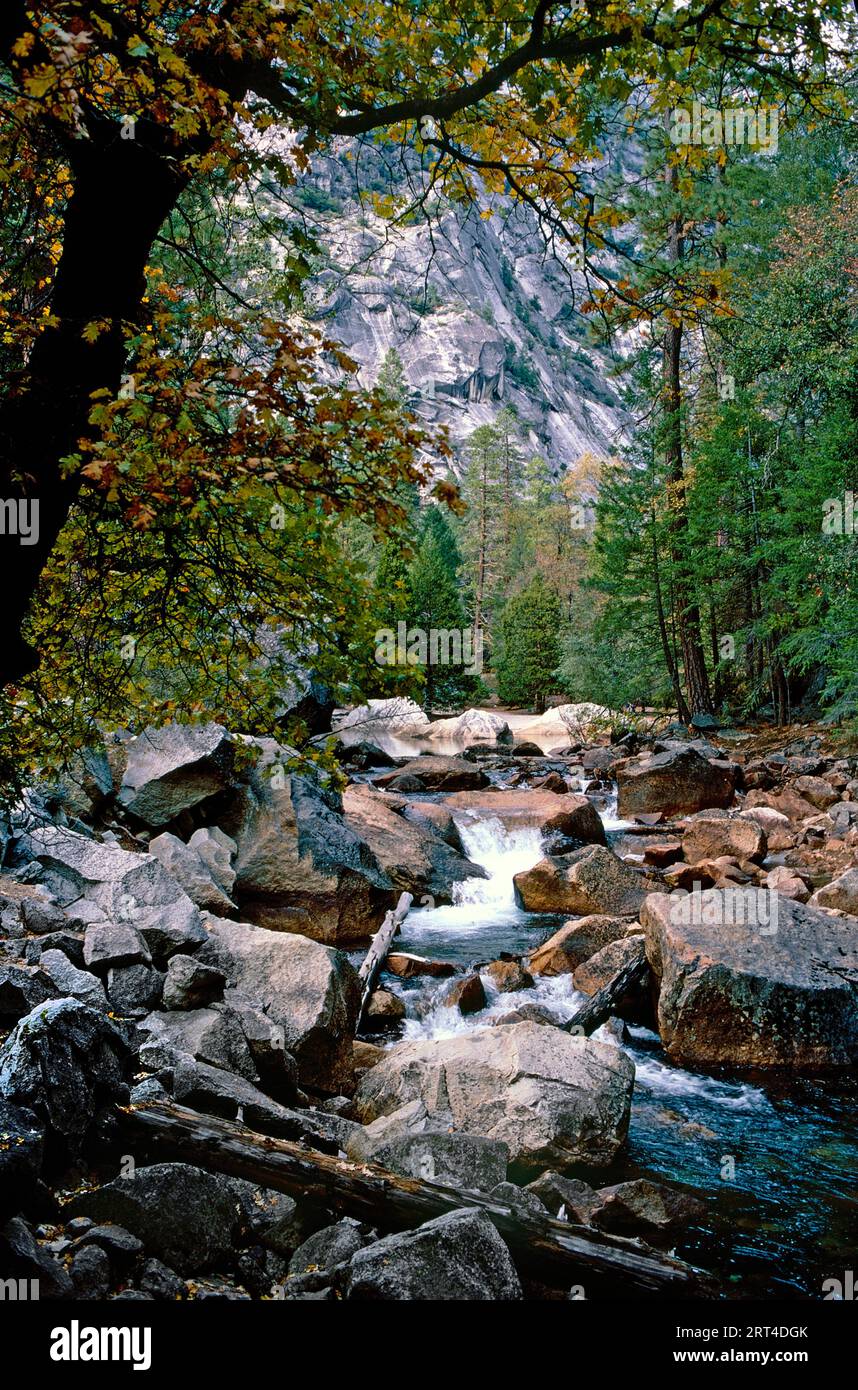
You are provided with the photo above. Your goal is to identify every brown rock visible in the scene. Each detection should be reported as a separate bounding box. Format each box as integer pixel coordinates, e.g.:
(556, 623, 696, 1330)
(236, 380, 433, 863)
(765, 866, 810, 902)
(791, 776, 841, 811)
(364, 989, 406, 1031)
(342, 784, 484, 902)
(386, 953, 457, 979)
(484, 959, 533, 993)
(643, 840, 682, 867)
(681, 814, 766, 865)
(529, 915, 632, 976)
(811, 868, 858, 915)
(590, 1179, 706, 1241)
(374, 756, 489, 792)
(616, 747, 737, 818)
(514, 845, 647, 916)
(444, 973, 487, 1015)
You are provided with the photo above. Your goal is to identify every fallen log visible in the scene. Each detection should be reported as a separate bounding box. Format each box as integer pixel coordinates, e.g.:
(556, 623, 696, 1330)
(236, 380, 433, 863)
(356, 890, 412, 1029)
(564, 938, 649, 1038)
(117, 1098, 711, 1296)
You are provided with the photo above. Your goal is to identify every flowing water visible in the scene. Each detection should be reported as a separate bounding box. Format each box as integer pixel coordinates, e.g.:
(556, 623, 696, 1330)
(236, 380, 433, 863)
(377, 807, 858, 1299)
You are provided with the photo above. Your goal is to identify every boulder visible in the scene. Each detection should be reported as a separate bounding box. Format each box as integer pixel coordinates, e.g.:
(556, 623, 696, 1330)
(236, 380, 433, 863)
(811, 868, 858, 915)
(353, 1022, 634, 1174)
(84, 921, 151, 971)
(38, 950, 106, 1009)
(765, 866, 810, 902)
(791, 776, 841, 811)
(161, 954, 226, 1010)
(201, 917, 360, 1093)
(616, 747, 737, 818)
(514, 845, 647, 916)
(188, 827, 237, 896)
(117, 722, 235, 827)
(529, 915, 632, 976)
(65, 1163, 240, 1275)
(641, 891, 858, 1068)
(738, 806, 795, 852)
(364, 988, 406, 1031)
(0, 999, 128, 1154)
(573, 934, 647, 997)
(445, 789, 606, 835)
(0, 963, 57, 1026)
(484, 959, 533, 993)
(0, 1099, 45, 1221)
(148, 832, 236, 914)
(588, 1179, 706, 1241)
(386, 953, 456, 979)
(342, 784, 485, 902)
(223, 756, 392, 946)
(107, 963, 163, 1016)
(139, 1008, 257, 1082)
(289, 1219, 367, 1276)
(347, 1103, 508, 1190)
(681, 814, 766, 866)
(443, 973, 487, 1014)
(344, 1209, 521, 1300)
(21, 827, 205, 960)
(421, 709, 513, 746)
(525, 1172, 600, 1222)
(336, 698, 430, 738)
(745, 787, 819, 824)
(374, 756, 489, 793)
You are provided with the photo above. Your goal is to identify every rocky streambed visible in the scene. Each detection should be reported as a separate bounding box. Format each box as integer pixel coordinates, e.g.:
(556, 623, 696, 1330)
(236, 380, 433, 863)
(1, 711, 856, 1300)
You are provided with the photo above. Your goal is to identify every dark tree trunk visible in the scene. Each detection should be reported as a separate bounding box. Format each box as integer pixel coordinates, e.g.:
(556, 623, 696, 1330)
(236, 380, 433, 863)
(0, 127, 189, 685)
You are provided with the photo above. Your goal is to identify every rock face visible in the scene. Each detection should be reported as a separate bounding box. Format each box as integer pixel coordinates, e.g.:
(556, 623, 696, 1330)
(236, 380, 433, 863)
(513, 845, 646, 916)
(342, 784, 485, 901)
(641, 891, 858, 1068)
(344, 1209, 521, 1301)
(0, 999, 128, 1155)
(616, 748, 737, 818)
(201, 917, 360, 1093)
(374, 756, 489, 792)
(353, 1022, 634, 1174)
(529, 915, 633, 976)
(224, 756, 393, 945)
(66, 1164, 240, 1275)
(117, 722, 235, 827)
(681, 814, 766, 866)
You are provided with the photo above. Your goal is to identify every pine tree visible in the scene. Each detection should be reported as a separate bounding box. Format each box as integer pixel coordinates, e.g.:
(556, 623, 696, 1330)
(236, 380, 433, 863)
(408, 509, 481, 710)
(496, 574, 562, 712)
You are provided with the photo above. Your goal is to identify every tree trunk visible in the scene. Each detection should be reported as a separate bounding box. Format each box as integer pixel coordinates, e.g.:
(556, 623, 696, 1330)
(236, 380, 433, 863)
(116, 1099, 710, 1295)
(661, 138, 713, 720)
(356, 891, 412, 1029)
(0, 128, 189, 686)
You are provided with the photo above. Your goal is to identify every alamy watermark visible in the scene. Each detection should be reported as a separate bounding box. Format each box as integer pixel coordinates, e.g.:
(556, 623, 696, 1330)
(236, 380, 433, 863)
(670, 883, 779, 936)
(670, 101, 779, 157)
(822, 491, 857, 535)
(374, 622, 483, 675)
(0, 498, 39, 545)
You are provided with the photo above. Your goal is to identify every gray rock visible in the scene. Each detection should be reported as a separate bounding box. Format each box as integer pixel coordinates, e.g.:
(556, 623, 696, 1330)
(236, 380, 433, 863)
(811, 868, 858, 915)
(345, 1209, 521, 1300)
(0, 1099, 45, 1220)
(347, 1100, 507, 1188)
(289, 1218, 367, 1276)
(65, 1163, 241, 1275)
(0, 999, 128, 1153)
(140, 1008, 257, 1082)
(222, 750, 393, 946)
(107, 963, 164, 1016)
(84, 921, 151, 972)
(188, 827, 237, 896)
(39, 950, 106, 1009)
(148, 832, 236, 914)
(641, 890, 858, 1067)
(21, 828, 203, 957)
(137, 898, 207, 967)
(162, 954, 225, 1011)
(526, 1172, 600, 1222)
(117, 722, 235, 827)
(1, 1215, 74, 1298)
(70, 1242, 112, 1298)
(76, 1223, 144, 1264)
(23, 932, 86, 969)
(139, 1257, 187, 1300)
(490, 1181, 548, 1218)
(201, 917, 360, 1093)
(354, 1022, 634, 1176)
(0, 964, 57, 1026)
